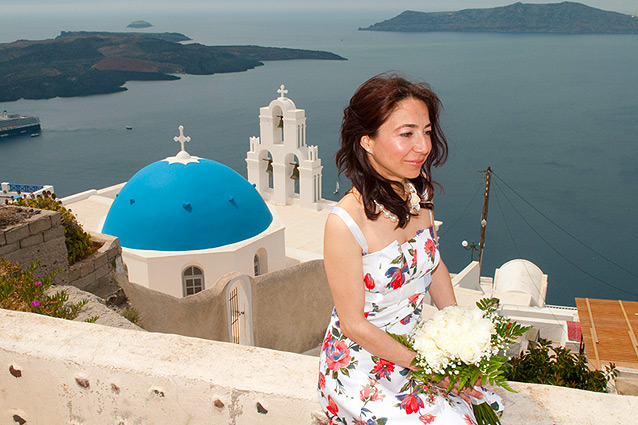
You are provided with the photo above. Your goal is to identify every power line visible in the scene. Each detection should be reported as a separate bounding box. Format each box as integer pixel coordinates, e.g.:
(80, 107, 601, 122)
(493, 178, 638, 298)
(438, 177, 483, 238)
(492, 182, 570, 340)
(492, 171, 638, 280)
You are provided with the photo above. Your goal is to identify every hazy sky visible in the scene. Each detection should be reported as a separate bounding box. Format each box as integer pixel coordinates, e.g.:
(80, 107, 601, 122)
(3, 1, 637, 15)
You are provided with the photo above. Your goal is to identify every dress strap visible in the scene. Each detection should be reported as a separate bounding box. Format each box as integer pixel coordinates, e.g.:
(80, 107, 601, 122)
(329, 207, 369, 255)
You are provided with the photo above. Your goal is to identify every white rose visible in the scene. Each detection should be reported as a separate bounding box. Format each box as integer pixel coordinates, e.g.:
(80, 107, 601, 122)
(459, 342, 483, 364)
(413, 332, 435, 353)
(440, 337, 461, 358)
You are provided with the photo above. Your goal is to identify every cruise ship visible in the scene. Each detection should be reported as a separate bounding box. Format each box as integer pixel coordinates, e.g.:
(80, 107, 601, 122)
(0, 110, 41, 137)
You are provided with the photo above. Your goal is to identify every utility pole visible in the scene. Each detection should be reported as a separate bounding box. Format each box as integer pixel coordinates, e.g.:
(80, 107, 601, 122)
(477, 167, 492, 275)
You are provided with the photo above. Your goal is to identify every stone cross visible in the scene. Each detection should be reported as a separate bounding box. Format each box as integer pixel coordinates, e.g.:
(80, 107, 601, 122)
(277, 84, 288, 99)
(174, 125, 191, 152)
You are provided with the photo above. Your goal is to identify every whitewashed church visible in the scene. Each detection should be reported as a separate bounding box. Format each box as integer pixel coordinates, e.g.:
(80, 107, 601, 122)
(64, 86, 328, 298)
(246, 85, 324, 209)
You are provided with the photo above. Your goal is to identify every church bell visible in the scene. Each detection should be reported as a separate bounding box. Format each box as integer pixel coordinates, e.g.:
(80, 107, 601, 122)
(290, 162, 299, 180)
(264, 158, 273, 174)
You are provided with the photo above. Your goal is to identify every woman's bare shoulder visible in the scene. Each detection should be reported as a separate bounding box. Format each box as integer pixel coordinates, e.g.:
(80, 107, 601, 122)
(335, 190, 365, 219)
(326, 191, 367, 237)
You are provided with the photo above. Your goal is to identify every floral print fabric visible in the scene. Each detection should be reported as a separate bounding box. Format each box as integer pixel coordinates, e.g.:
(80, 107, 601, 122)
(318, 209, 481, 424)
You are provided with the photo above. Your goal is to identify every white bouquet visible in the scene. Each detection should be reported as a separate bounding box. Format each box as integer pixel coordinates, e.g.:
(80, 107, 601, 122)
(391, 298, 531, 425)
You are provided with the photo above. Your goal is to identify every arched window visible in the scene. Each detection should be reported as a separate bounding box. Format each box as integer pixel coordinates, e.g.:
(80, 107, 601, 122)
(253, 254, 260, 276)
(253, 248, 268, 276)
(182, 266, 204, 297)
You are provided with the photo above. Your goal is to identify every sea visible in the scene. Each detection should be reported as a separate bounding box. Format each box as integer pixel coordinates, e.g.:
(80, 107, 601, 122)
(1, 8, 637, 306)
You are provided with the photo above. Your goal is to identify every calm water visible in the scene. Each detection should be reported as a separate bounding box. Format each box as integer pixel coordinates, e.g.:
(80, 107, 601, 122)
(1, 9, 637, 306)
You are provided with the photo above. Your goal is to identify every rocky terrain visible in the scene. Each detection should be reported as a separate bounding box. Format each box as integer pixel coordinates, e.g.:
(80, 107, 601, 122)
(360, 2, 638, 34)
(0, 31, 346, 102)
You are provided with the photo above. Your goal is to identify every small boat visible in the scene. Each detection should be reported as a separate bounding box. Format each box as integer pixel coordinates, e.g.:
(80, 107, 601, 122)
(30, 133, 40, 137)
(126, 126, 133, 130)
(333, 181, 340, 195)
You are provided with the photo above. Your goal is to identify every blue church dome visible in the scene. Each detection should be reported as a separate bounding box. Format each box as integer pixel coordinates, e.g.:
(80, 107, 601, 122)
(102, 152, 273, 251)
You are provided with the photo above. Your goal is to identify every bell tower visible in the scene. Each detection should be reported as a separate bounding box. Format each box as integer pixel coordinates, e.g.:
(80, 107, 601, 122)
(246, 85, 323, 210)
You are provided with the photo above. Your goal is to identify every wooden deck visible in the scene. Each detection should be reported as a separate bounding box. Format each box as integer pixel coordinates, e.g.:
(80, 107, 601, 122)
(576, 298, 638, 370)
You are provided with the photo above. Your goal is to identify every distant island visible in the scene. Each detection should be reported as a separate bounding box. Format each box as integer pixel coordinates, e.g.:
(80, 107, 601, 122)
(0, 32, 346, 102)
(360, 2, 638, 34)
(57, 31, 191, 43)
(127, 21, 152, 28)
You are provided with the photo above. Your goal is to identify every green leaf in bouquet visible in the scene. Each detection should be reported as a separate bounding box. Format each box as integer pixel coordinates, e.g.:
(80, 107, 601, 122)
(496, 379, 516, 393)
(411, 369, 431, 383)
(486, 358, 504, 375)
(476, 297, 500, 313)
(459, 366, 481, 391)
(387, 332, 412, 349)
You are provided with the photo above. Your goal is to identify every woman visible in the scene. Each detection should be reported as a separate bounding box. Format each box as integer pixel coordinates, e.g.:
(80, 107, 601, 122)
(318, 74, 496, 424)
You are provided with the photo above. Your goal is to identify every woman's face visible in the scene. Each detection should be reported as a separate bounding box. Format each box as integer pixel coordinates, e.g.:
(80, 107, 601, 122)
(361, 97, 432, 184)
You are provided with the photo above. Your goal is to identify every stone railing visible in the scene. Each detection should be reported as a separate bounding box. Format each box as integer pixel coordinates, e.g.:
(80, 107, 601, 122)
(0, 207, 68, 283)
(1, 207, 123, 296)
(67, 232, 123, 297)
(1, 308, 637, 425)
(1, 182, 55, 202)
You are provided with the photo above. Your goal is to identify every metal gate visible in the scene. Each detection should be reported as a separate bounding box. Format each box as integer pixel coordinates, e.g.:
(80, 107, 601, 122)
(226, 276, 254, 346)
(229, 286, 243, 344)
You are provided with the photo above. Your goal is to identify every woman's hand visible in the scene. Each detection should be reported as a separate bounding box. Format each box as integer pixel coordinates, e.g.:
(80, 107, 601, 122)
(432, 376, 483, 405)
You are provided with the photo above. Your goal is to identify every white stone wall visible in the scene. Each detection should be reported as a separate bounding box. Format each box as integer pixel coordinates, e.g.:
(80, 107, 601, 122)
(2, 309, 638, 425)
(122, 224, 286, 298)
(0, 309, 323, 425)
(67, 232, 123, 296)
(0, 208, 68, 284)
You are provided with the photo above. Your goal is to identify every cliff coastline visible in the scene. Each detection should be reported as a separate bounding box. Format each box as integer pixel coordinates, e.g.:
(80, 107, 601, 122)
(0, 32, 346, 102)
(360, 2, 638, 34)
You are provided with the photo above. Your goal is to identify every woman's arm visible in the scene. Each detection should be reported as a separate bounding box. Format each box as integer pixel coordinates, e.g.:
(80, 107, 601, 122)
(428, 260, 457, 309)
(324, 213, 417, 369)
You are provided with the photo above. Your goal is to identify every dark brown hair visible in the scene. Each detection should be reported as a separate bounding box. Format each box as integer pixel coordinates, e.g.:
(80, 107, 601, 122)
(336, 72, 448, 228)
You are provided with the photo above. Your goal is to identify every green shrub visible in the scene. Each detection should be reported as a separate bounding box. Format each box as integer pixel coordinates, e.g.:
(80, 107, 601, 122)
(0, 259, 87, 320)
(504, 338, 617, 392)
(11, 192, 96, 264)
(122, 307, 140, 325)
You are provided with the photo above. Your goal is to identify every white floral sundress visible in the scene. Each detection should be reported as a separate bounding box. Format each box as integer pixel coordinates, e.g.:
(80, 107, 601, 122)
(318, 207, 498, 425)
